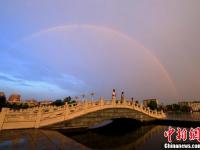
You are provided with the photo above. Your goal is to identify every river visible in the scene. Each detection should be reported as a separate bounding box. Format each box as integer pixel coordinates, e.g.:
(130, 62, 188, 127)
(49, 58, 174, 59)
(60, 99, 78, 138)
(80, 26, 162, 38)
(0, 112, 200, 150)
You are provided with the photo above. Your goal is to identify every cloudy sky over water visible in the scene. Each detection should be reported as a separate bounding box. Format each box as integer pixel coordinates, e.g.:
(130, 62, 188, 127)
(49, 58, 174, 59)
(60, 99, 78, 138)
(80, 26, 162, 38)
(0, 0, 200, 103)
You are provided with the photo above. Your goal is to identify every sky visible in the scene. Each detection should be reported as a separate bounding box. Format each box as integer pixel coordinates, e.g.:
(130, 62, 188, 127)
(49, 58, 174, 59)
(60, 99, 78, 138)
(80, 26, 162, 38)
(0, 0, 200, 103)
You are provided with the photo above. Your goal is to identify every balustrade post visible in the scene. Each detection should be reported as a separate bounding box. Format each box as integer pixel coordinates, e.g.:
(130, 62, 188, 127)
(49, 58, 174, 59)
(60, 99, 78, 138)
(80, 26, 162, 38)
(99, 96, 104, 106)
(0, 108, 9, 130)
(160, 109, 163, 114)
(160, 110, 165, 118)
(147, 107, 150, 115)
(132, 102, 135, 109)
(84, 100, 88, 110)
(154, 110, 157, 115)
(123, 99, 127, 105)
(112, 98, 116, 106)
(35, 107, 42, 128)
(139, 104, 143, 111)
(64, 102, 69, 120)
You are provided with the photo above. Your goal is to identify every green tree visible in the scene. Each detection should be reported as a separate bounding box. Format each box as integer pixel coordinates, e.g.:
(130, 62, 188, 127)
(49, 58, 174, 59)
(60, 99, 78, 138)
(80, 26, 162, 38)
(147, 101, 157, 110)
(10, 103, 18, 109)
(52, 100, 64, 106)
(172, 104, 180, 111)
(166, 105, 172, 111)
(180, 105, 190, 112)
(63, 96, 72, 104)
(22, 103, 29, 109)
(0, 95, 6, 110)
(5, 102, 31, 110)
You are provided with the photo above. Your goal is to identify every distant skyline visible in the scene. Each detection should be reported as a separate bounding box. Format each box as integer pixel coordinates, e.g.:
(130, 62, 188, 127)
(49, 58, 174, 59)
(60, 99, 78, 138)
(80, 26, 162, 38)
(1, 0, 200, 104)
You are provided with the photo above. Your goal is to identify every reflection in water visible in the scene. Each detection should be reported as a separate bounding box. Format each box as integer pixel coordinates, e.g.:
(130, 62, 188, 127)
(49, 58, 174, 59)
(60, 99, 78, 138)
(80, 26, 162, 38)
(167, 112, 200, 121)
(60, 119, 167, 150)
(1, 113, 200, 150)
(0, 129, 89, 150)
(0, 120, 168, 150)
(89, 120, 113, 129)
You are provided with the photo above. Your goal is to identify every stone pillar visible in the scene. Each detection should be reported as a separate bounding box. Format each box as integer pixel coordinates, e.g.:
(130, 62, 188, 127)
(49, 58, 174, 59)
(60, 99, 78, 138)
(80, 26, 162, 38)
(0, 108, 8, 130)
(64, 102, 69, 120)
(35, 107, 42, 128)
(99, 96, 104, 106)
(154, 109, 157, 115)
(147, 107, 150, 115)
(132, 101, 135, 109)
(139, 104, 143, 111)
(161, 110, 166, 118)
(111, 89, 116, 105)
(84, 100, 88, 110)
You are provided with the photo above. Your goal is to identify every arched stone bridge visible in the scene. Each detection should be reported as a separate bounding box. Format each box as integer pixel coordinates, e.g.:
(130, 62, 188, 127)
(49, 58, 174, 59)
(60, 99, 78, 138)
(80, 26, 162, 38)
(0, 98, 166, 130)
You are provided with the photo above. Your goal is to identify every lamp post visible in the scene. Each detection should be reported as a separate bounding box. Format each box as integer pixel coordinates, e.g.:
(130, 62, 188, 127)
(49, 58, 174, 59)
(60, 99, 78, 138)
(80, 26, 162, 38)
(90, 92, 95, 102)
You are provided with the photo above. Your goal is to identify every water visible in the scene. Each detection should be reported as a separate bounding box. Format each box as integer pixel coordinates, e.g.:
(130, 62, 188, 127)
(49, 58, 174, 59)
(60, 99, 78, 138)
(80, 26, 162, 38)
(0, 113, 200, 150)
(0, 129, 89, 150)
(59, 119, 168, 150)
(167, 112, 200, 121)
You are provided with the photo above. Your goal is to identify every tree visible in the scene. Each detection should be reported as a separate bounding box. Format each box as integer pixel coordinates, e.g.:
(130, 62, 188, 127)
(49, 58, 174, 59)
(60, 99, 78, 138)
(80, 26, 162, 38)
(7, 103, 19, 110)
(22, 103, 29, 109)
(63, 96, 72, 104)
(166, 105, 172, 111)
(52, 100, 64, 106)
(63, 96, 77, 104)
(172, 104, 180, 111)
(147, 101, 157, 110)
(70, 100, 76, 104)
(0, 94, 6, 110)
(157, 103, 164, 111)
(180, 105, 190, 112)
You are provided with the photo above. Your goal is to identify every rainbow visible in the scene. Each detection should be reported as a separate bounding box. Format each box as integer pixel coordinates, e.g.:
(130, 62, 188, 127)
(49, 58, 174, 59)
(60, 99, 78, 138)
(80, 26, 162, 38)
(22, 24, 178, 96)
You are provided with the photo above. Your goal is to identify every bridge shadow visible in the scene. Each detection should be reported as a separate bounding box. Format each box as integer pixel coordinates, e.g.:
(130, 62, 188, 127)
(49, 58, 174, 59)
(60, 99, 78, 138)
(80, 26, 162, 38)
(89, 118, 142, 136)
(58, 119, 163, 150)
(59, 118, 142, 135)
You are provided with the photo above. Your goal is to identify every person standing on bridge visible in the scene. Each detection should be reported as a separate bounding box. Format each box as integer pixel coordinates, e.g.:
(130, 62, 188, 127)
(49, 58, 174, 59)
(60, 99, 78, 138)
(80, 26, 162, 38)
(131, 97, 134, 105)
(121, 91, 125, 104)
(112, 89, 116, 101)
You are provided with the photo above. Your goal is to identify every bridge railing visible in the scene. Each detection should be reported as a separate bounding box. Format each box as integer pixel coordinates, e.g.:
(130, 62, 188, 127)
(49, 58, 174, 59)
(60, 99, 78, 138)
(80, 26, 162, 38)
(0, 98, 166, 130)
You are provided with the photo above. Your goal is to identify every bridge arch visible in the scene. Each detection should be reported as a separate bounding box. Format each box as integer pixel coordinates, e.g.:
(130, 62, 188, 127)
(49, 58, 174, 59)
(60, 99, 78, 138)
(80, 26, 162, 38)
(0, 98, 165, 130)
(46, 107, 157, 129)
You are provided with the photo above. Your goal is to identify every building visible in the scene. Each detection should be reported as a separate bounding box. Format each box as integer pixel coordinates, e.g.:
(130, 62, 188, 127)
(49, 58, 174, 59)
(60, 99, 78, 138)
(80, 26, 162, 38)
(178, 101, 200, 112)
(143, 99, 159, 107)
(8, 94, 21, 103)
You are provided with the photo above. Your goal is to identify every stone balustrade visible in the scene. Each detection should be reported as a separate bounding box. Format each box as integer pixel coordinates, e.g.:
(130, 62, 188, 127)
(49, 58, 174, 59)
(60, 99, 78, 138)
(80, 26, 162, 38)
(0, 98, 166, 130)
